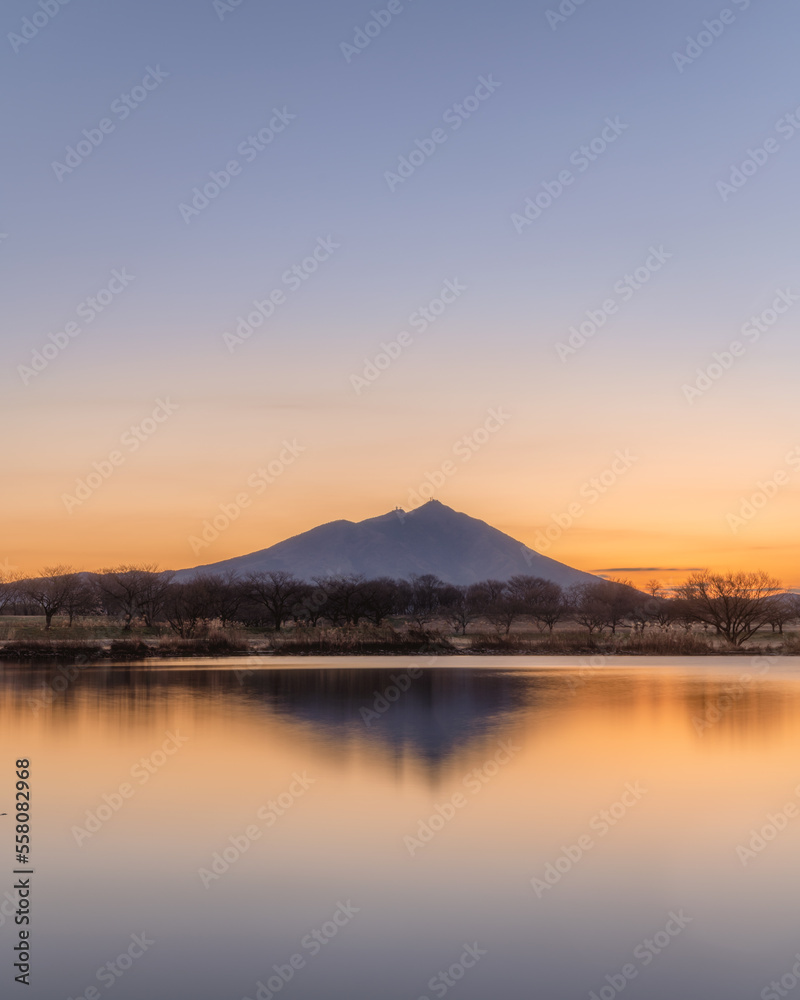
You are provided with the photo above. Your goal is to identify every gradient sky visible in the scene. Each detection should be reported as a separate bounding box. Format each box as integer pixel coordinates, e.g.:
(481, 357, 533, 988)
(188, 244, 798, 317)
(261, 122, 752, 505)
(3, 0, 799, 585)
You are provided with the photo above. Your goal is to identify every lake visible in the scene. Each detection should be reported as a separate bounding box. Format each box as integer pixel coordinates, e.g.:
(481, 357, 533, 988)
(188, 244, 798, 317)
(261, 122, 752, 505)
(1, 655, 800, 1000)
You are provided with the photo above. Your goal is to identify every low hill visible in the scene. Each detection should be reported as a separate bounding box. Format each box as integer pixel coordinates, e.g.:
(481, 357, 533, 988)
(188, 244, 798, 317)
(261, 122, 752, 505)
(176, 500, 600, 587)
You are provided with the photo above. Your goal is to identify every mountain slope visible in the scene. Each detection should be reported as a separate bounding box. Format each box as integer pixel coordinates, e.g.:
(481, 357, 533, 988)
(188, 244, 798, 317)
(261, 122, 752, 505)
(175, 501, 600, 587)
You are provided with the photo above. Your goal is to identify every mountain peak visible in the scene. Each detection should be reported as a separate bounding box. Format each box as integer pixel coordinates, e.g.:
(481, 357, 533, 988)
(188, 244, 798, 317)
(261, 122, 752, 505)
(406, 499, 451, 516)
(177, 502, 599, 587)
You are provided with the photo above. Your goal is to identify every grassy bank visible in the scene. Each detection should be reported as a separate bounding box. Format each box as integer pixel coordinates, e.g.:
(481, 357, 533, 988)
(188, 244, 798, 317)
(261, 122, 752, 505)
(0, 615, 797, 661)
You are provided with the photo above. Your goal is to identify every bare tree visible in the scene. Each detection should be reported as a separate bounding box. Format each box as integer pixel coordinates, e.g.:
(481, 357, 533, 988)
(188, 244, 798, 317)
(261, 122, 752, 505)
(163, 580, 213, 638)
(359, 578, 399, 626)
(293, 580, 330, 626)
(508, 576, 566, 633)
(483, 585, 520, 636)
(764, 593, 799, 635)
(466, 579, 512, 634)
(440, 584, 481, 636)
(628, 594, 671, 633)
(23, 565, 76, 628)
(246, 571, 307, 631)
(316, 574, 368, 625)
(62, 573, 98, 626)
(675, 571, 781, 646)
(785, 594, 800, 629)
(667, 596, 696, 633)
(645, 595, 673, 631)
(407, 574, 448, 629)
(0, 566, 22, 616)
(567, 583, 610, 636)
(533, 587, 569, 633)
(94, 564, 162, 629)
(199, 571, 246, 627)
(137, 569, 175, 628)
(470, 578, 507, 606)
(568, 580, 640, 636)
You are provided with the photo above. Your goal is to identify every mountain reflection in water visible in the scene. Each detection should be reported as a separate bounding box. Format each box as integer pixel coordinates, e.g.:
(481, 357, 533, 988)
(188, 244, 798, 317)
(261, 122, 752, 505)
(1, 656, 799, 1000)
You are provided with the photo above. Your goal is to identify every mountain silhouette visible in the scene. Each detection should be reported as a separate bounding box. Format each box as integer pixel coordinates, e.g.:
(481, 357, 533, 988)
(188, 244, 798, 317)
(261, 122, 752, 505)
(177, 500, 599, 586)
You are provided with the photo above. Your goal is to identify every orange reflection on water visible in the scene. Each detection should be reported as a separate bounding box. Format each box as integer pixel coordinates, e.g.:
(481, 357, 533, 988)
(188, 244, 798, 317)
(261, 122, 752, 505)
(1, 656, 800, 1000)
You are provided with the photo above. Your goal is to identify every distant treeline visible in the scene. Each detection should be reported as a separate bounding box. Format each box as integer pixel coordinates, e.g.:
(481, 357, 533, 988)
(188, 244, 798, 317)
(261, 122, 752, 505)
(0, 565, 796, 648)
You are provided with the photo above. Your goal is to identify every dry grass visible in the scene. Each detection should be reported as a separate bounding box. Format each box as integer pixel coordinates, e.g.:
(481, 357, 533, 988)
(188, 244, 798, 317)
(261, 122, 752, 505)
(1, 614, 797, 659)
(467, 629, 720, 655)
(107, 632, 251, 658)
(0, 638, 106, 661)
(269, 625, 455, 655)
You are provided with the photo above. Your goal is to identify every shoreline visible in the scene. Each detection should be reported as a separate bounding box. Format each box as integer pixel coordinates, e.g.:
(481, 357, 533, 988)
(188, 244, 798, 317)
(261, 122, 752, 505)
(2, 619, 796, 662)
(0, 644, 792, 662)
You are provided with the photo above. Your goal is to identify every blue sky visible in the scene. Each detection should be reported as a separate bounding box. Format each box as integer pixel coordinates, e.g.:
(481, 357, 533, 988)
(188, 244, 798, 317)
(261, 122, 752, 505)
(3, 0, 800, 581)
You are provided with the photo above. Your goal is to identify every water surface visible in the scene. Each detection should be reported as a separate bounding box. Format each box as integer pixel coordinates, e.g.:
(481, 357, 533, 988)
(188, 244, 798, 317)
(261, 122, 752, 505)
(1, 655, 799, 1000)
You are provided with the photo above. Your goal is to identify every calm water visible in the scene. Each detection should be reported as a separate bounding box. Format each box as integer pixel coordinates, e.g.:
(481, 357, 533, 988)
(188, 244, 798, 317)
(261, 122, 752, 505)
(2, 655, 800, 1000)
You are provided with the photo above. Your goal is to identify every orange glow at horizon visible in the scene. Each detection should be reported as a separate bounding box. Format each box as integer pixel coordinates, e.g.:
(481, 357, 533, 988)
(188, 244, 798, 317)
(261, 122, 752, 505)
(4, 492, 799, 589)
(5, 344, 800, 587)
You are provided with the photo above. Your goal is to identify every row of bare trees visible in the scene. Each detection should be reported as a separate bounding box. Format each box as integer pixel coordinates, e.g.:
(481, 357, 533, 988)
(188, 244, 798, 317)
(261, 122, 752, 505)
(0, 565, 795, 647)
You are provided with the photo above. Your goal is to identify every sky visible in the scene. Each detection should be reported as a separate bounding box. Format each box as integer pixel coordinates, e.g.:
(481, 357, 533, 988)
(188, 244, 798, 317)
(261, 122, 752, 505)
(2, 0, 799, 587)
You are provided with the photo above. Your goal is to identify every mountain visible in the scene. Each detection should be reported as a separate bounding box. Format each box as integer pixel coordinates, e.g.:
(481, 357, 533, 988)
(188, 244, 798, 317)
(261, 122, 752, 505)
(175, 500, 600, 587)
